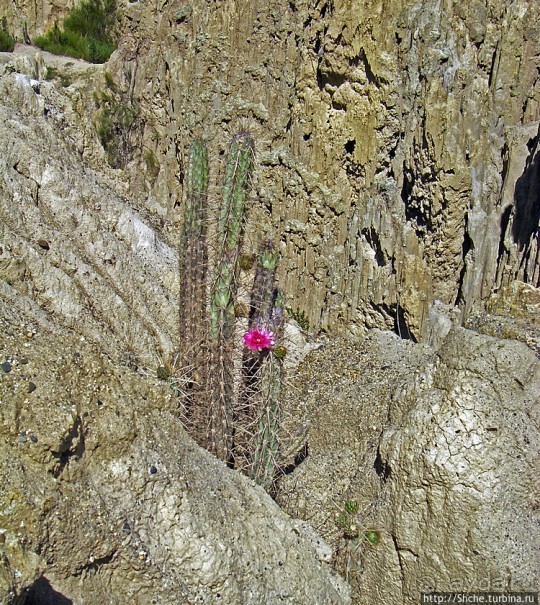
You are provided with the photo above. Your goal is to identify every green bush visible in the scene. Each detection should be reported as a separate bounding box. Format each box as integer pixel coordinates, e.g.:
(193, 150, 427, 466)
(95, 73, 140, 168)
(44, 66, 71, 87)
(286, 306, 310, 332)
(0, 17, 15, 52)
(34, 0, 117, 64)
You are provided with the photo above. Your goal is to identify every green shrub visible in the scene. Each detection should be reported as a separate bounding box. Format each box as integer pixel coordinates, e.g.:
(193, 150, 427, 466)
(286, 306, 310, 332)
(0, 17, 15, 52)
(45, 66, 72, 87)
(34, 0, 117, 64)
(95, 73, 140, 168)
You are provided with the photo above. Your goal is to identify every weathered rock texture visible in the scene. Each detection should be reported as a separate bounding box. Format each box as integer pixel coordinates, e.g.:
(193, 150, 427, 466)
(0, 1, 539, 604)
(1, 0, 74, 41)
(466, 279, 540, 354)
(375, 327, 539, 603)
(0, 48, 352, 604)
(3, 0, 538, 340)
(0, 47, 177, 369)
(0, 288, 350, 604)
(278, 326, 540, 605)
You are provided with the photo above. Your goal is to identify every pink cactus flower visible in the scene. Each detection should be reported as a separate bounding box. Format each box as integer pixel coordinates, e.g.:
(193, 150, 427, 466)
(243, 328, 275, 352)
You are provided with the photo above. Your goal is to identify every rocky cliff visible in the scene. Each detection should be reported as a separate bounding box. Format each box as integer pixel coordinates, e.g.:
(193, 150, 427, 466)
(4, 0, 539, 340)
(0, 0, 539, 603)
(0, 287, 350, 604)
(278, 322, 539, 604)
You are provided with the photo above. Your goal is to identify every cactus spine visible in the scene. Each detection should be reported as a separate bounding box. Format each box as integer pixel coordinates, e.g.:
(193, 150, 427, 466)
(208, 133, 255, 462)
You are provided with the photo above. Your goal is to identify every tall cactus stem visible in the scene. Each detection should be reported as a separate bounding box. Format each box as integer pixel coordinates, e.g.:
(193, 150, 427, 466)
(248, 287, 287, 486)
(209, 133, 255, 462)
(235, 242, 280, 468)
(249, 240, 280, 330)
(178, 139, 209, 440)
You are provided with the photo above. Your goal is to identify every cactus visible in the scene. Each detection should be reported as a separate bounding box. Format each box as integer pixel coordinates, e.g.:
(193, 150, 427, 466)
(247, 288, 287, 490)
(249, 241, 280, 329)
(176, 132, 295, 491)
(235, 242, 280, 469)
(208, 132, 255, 462)
(179, 139, 209, 357)
(178, 139, 209, 441)
(249, 352, 284, 490)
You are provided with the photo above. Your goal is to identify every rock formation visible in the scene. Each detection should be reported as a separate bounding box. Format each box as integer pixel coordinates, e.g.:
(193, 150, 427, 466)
(0, 285, 350, 604)
(278, 325, 539, 604)
(0, 0, 538, 603)
(4, 0, 538, 340)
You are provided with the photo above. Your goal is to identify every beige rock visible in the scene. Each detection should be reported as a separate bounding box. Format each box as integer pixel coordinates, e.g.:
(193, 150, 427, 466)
(0, 2, 539, 604)
(2, 0, 538, 339)
(466, 280, 540, 354)
(278, 326, 540, 605)
(0, 287, 350, 604)
(375, 327, 539, 603)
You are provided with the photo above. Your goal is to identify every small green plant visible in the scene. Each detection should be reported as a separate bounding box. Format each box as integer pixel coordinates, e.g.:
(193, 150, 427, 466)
(44, 66, 71, 87)
(335, 498, 382, 545)
(156, 366, 170, 381)
(364, 528, 381, 546)
(45, 66, 58, 79)
(334, 500, 382, 594)
(0, 17, 15, 52)
(344, 498, 359, 514)
(34, 0, 117, 63)
(286, 306, 309, 331)
(95, 73, 140, 168)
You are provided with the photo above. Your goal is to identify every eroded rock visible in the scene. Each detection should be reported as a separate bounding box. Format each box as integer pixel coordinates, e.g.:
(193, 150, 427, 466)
(0, 292, 350, 605)
(278, 326, 539, 604)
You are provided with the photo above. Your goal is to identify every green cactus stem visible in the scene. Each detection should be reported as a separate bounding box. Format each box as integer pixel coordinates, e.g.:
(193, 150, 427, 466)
(178, 139, 209, 440)
(249, 351, 284, 490)
(179, 138, 209, 344)
(246, 286, 286, 487)
(208, 133, 255, 462)
(176, 133, 291, 491)
(249, 240, 280, 330)
(235, 244, 281, 470)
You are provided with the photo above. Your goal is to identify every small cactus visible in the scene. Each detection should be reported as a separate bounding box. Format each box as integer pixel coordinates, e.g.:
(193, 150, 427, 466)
(364, 528, 381, 546)
(176, 133, 295, 491)
(345, 499, 359, 514)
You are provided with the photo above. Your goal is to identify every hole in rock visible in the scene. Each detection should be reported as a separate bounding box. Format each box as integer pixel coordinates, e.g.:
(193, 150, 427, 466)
(344, 140, 356, 154)
(512, 130, 540, 252)
(394, 304, 416, 342)
(282, 442, 309, 475)
(23, 576, 73, 605)
(374, 447, 391, 480)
